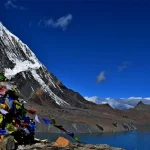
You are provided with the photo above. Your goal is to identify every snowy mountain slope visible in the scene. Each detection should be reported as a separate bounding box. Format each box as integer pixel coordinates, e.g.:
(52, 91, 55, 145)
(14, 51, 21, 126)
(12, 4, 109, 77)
(0, 22, 69, 106)
(0, 22, 94, 108)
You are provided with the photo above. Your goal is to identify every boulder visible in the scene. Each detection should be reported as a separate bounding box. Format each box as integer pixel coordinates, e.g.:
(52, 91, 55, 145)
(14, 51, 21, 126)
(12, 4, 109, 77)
(0, 135, 15, 150)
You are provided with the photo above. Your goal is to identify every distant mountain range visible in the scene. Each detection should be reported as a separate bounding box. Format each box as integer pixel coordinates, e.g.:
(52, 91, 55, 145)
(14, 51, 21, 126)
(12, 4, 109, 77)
(84, 96, 150, 110)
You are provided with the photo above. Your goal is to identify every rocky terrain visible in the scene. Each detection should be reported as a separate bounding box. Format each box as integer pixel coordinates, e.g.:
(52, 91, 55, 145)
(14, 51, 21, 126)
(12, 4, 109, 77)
(16, 137, 124, 150)
(0, 135, 124, 150)
(17, 143, 124, 150)
(0, 22, 150, 135)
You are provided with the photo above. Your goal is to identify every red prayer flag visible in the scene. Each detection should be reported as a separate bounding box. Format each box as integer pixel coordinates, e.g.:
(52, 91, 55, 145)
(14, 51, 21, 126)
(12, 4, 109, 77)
(22, 122, 29, 127)
(27, 109, 36, 114)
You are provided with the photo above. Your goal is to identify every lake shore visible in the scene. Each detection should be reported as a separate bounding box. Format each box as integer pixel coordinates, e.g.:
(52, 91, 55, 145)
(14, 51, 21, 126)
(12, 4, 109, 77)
(17, 142, 124, 150)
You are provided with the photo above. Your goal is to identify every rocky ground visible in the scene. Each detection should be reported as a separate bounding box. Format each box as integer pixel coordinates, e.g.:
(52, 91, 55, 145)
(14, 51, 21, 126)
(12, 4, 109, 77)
(17, 142, 124, 150)
(0, 136, 124, 150)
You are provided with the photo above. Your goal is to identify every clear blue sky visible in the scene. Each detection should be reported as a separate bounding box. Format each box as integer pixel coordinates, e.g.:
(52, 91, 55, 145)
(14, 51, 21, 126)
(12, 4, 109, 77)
(1, 0, 150, 98)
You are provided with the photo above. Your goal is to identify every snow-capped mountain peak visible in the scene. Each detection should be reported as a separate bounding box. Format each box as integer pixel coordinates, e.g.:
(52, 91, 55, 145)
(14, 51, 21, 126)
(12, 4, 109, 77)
(0, 22, 69, 106)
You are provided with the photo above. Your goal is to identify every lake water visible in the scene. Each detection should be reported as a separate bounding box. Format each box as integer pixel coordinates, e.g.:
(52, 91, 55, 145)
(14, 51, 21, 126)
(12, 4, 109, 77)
(35, 131, 150, 150)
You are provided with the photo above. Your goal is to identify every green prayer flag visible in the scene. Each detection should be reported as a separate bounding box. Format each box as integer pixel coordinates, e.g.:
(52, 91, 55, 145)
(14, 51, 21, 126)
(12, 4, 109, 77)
(0, 75, 5, 82)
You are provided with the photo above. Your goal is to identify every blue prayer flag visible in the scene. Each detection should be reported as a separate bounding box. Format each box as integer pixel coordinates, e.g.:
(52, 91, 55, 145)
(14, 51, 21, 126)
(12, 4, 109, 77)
(23, 117, 30, 123)
(28, 123, 36, 132)
(67, 131, 75, 138)
(0, 129, 7, 135)
(42, 118, 51, 125)
(8, 97, 13, 101)
(0, 100, 5, 104)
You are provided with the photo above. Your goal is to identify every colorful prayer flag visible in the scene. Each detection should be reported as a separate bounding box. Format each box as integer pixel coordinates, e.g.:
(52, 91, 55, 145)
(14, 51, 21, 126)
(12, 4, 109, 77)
(54, 125, 67, 132)
(0, 100, 5, 103)
(74, 136, 81, 143)
(24, 128, 30, 135)
(0, 129, 7, 135)
(67, 131, 74, 138)
(28, 123, 36, 132)
(0, 109, 8, 115)
(27, 109, 36, 114)
(0, 85, 6, 95)
(42, 118, 51, 125)
(5, 98, 13, 109)
(0, 114, 3, 123)
(22, 122, 29, 127)
(0, 103, 8, 109)
(23, 117, 30, 123)
(35, 114, 41, 123)
(5, 123, 16, 134)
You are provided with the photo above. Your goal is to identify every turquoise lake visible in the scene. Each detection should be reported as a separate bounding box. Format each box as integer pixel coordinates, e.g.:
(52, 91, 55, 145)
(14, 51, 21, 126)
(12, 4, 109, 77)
(35, 131, 150, 150)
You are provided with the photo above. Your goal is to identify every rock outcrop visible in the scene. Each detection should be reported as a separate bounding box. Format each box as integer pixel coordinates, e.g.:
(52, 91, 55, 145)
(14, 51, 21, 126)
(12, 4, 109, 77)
(134, 101, 150, 111)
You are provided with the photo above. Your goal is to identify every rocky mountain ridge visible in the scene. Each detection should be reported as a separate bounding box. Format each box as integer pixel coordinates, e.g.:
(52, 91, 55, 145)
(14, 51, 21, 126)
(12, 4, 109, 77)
(133, 101, 150, 111)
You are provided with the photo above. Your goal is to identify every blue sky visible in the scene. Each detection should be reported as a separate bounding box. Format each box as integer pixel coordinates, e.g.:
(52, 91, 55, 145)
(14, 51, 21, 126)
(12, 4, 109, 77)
(1, 0, 150, 99)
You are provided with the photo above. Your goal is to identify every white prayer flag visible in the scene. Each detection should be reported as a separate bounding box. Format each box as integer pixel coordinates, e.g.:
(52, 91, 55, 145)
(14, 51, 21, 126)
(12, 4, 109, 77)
(0, 109, 8, 115)
(35, 114, 41, 123)
(24, 128, 30, 135)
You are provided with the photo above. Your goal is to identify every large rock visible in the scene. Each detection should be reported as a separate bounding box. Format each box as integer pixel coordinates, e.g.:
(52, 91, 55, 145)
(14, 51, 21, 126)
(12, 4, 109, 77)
(0, 135, 15, 150)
